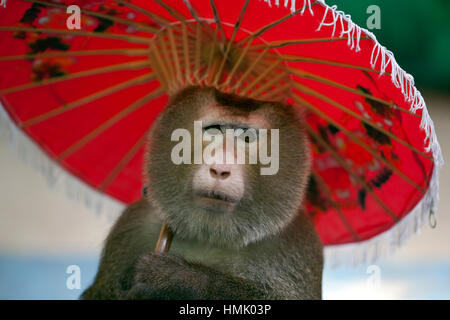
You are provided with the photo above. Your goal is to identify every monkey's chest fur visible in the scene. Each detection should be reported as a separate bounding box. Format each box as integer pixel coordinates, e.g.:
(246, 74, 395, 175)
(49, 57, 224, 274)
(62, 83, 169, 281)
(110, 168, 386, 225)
(139, 203, 323, 299)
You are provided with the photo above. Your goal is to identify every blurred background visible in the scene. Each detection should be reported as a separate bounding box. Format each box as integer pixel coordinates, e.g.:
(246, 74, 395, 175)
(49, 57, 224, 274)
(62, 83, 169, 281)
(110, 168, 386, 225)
(0, 0, 449, 299)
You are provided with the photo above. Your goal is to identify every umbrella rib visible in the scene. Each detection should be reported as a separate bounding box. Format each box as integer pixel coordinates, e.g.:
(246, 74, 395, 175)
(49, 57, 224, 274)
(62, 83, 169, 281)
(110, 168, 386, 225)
(230, 46, 269, 93)
(208, 0, 226, 41)
(260, 83, 291, 101)
(24, 0, 158, 34)
(99, 132, 148, 191)
(0, 48, 149, 61)
(21, 72, 156, 128)
(249, 36, 371, 50)
(249, 70, 286, 99)
(237, 1, 322, 46)
(293, 92, 425, 194)
(0, 26, 151, 44)
(153, 0, 197, 37)
(304, 122, 399, 223)
(114, 0, 172, 27)
(168, 27, 183, 85)
(220, 38, 254, 90)
(239, 57, 280, 96)
(286, 65, 420, 118)
(310, 169, 361, 241)
(154, 0, 188, 23)
(114, 0, 198, 41)
(182, 23, 192, 84)
(0, 59, 151, 95)
(182, 0, 215, 39)
(213, 0, 250, 86)
(157, 31, 176, 87)
(193, 23, 202, 82)
(293, 82, 432, 161)
(149, 40, 171, 90)
(56, 87, 165, 161)
(203, 27, 219, 85)
(250, 51, 386, 75)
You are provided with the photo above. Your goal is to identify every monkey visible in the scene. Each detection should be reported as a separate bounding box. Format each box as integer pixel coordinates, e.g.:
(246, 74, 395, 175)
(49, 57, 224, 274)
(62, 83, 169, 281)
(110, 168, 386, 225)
(81, 86, 323, 300)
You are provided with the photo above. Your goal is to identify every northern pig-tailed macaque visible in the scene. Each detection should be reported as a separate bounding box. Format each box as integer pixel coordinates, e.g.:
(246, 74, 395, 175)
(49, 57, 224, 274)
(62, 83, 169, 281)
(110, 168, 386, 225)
(82, 86, 323, 300)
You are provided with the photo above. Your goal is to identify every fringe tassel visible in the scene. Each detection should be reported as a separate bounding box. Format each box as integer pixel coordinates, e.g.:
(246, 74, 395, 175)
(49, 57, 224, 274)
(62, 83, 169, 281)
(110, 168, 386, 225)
(0, 0, 6, 8)
(262, 0, 444, 267)
(0, 105, 125, 223)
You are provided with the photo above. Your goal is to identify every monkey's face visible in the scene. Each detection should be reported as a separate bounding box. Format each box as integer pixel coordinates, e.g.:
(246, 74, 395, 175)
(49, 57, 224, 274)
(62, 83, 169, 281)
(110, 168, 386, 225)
(146, 87, 311, 248)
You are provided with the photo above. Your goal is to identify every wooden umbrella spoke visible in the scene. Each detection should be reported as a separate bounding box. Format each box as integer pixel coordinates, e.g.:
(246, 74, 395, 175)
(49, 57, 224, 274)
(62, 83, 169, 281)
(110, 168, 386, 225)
(114, 0, 172, 27)
(304, 122, 399, 223)
(0, 48, 149, 61)
(153, 0, 197, 37)
(310, 169, 361, 241)
(25, 0, 159, 34)
(0, 59, 151, 95)
(286, 65, 420, 118)
(230, 46, 269, 92)
(193, 23, 202, 82)
(149, 40, 171, 90)
(56, 87, 165, 161)
(209, 0, 226, 41)
(168, 27, 183, 85)
(249, 70, 286, 99)
(249, 51, 385, 75)
(0, 26, 151, 44)
(203, 26, 219, 85)
(293, 82, 432, 160)
(99, 132, 148, 191)
(239, 58, 280, 96)
(213, 0, 250, 86)
(157, 31, 176, 86)
(21, 72, 155, 128)
(237, 2, 322, 46)
(259, 83, 291, 101)
(220, 38, 254, 90)
(115, 0, 198, 41)
(293, 92, 425, 194)
(182, 0, 216, 39)
(181, 23, 191, 84)
(249, 36, 371, 50)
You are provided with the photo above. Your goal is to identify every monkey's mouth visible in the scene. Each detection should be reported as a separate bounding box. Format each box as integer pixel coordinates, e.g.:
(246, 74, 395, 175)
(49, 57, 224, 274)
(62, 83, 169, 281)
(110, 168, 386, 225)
(193, 190, 238, 213)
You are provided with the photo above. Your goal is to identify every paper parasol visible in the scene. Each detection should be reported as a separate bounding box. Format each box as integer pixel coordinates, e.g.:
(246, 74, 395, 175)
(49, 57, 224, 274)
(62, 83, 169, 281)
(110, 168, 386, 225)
(0, 0, 443, 266)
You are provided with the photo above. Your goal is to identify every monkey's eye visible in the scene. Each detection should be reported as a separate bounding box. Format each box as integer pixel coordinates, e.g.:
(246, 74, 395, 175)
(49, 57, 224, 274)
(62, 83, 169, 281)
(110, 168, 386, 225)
(203, 124, 224, 137)
(234, 127, 258, 143)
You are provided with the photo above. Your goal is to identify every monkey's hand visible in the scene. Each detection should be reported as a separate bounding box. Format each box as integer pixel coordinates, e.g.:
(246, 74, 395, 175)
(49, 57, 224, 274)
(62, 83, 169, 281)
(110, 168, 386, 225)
(125, 252, 267, 300)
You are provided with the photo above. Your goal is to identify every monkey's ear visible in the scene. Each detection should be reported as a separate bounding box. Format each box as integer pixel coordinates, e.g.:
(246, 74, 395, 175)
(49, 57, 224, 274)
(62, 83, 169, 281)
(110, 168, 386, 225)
(142, 186, 149, 197)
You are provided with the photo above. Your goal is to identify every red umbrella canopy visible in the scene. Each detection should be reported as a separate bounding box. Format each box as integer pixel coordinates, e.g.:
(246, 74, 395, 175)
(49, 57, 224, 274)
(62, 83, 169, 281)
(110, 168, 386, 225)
(0, 0, 443, 264)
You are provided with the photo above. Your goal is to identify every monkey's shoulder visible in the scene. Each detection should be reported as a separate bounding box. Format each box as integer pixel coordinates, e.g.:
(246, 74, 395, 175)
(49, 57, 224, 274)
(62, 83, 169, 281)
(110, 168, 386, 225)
(105, 199, 162, 251)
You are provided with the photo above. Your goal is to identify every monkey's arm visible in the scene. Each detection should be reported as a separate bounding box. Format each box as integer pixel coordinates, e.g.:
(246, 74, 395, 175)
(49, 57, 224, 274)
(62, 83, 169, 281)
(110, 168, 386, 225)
(81, 200, 158, 299)
(125, 252, 268, 300)
(81, 200, 267, 300)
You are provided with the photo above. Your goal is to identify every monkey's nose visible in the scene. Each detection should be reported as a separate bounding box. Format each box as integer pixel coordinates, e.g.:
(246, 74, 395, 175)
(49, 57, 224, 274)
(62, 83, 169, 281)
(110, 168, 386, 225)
(210, 165, 231, 180)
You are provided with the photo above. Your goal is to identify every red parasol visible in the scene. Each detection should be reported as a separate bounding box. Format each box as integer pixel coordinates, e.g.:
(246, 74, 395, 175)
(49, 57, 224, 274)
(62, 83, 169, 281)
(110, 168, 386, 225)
(0, 0, 443, 266)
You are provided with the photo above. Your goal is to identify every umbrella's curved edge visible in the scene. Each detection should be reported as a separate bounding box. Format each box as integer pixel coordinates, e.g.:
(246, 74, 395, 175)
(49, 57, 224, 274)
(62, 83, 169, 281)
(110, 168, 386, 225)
(263, 0, 444, 267)
(0, 102, 125, 223)
(323, 161, 441, 268)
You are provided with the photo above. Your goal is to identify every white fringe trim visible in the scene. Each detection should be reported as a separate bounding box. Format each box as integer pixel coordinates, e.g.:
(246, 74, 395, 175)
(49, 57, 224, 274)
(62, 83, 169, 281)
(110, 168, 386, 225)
(0, 104, 125, 223)
(261, 0, 444, 267)
(0, 0, 6, 9)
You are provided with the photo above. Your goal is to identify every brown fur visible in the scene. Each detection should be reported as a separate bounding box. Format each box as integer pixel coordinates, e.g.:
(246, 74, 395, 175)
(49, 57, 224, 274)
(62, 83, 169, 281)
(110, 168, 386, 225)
(82, 86, 323, 300)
